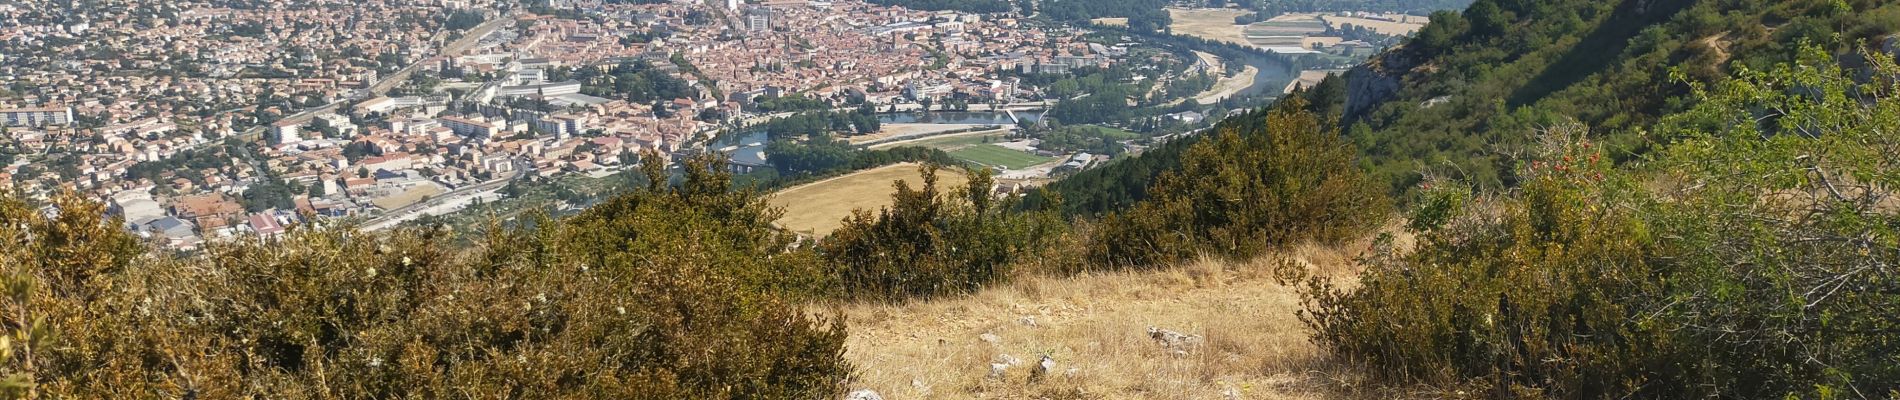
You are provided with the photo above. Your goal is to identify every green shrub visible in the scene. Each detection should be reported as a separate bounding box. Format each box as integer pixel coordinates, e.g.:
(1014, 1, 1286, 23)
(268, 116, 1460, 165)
(819, 165, 1066, 301)
(1088, 98, 1389, 269)
(1293, 49, 1900, 398)
(0, 154, 851, 398)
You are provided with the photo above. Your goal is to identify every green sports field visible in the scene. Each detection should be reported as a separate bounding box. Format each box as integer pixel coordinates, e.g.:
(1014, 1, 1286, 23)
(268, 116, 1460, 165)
(950, 144, 1059, 170)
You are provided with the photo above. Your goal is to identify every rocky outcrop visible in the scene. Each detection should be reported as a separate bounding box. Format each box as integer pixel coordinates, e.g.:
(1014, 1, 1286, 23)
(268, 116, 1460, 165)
(1344, 45, 1427, 122)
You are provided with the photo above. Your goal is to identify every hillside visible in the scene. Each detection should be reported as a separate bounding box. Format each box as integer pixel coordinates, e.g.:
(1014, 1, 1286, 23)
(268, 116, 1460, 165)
(1342, 0, 1900, 192)
(7, 0, 1900, 398)
(1043, 0, 1900, 214)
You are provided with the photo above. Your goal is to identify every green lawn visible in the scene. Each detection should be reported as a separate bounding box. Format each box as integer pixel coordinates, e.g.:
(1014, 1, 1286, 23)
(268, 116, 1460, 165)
(950, 145, 1058, 170)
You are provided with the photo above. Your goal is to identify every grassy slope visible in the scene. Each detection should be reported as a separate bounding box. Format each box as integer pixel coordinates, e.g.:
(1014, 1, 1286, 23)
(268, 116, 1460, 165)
(840, 235, 1406, 399)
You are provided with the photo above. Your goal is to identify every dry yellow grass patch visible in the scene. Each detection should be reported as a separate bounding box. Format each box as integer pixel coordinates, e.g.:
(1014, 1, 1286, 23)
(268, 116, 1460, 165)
(1167, 8, 1255, 47)
(769, 163, 969, 236)
(1285, 70, 1339, 95)
(1319, 14, 1425, 36)
(840, 243, 1376, 399)
(1091, 17, 1128, 27)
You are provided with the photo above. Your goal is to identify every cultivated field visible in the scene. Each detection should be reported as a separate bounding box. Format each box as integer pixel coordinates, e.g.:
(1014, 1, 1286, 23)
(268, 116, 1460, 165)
(1166, 8, 1254, 47)
(1247, 13, 1329, 47)
(951, 144, 1060, 170)
(769, 163, 969, 236)
(1321, 14, 1426, 36)
(841, 240, 1393, 399)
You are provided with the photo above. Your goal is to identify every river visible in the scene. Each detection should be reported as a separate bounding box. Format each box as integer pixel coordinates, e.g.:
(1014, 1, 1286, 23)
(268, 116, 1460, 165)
(1229, 52, 1298, 98)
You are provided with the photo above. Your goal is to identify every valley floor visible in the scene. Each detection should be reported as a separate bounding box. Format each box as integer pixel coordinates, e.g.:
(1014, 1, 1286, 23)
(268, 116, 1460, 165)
(839, 244, 1375, 399)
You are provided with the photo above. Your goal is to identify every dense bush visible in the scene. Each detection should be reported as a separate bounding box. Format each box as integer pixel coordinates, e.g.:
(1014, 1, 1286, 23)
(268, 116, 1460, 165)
(0, 154, 851, 398)
(819, 166, 1066, 301)
(1292, 50, 1900, 398)
(1087, 98, 1388, 269)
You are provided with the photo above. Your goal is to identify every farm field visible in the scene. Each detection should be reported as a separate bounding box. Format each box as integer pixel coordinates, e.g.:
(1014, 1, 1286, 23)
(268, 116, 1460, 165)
(951, 144, 1060, 170)
(1322, 14, 1426, 36)
(1246, 13, 1329, 46)
(1166, 8, 1254, 47)
(769, 163, 969, 236)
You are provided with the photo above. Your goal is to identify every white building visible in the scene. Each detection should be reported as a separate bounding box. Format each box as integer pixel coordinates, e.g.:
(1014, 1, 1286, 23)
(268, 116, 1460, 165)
(271, 119, 303, 144)
(0, 106, 73, 126)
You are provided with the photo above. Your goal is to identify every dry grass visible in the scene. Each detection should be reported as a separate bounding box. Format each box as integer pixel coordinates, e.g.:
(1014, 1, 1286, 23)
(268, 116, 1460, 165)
(1285, 70, 1338, 95)
(1168, 8, 1255, 47)
(768, 163, 969, 236)
(1194, 65, 1258, 105)
(1091, 18, 1129, 27)
(838, 241, 1385, 399)
(1320, 14, 1426, 36)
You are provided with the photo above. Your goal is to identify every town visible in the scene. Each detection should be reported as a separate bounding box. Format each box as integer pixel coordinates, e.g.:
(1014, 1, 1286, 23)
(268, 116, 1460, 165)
(1, 0, 1249, 248)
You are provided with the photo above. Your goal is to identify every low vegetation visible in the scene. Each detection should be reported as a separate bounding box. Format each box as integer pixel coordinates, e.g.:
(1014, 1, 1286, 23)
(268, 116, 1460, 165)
(7, 1, 1899, 398)
(1088, 98, 1389, 269)
(1287, 48, 1900, 398)
(0, 155, 850, 398)
(821, 166, 1066, 301)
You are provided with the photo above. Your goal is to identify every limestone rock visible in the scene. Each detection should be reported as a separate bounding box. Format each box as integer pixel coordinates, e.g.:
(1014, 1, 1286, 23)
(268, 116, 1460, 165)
(1147, 326, 1204, 354)
(1031, 355, 1056, 381)
(994, 353, 1022, 366)
(987, 362, 1009, 379)
(1017, 316, 1038, 327)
